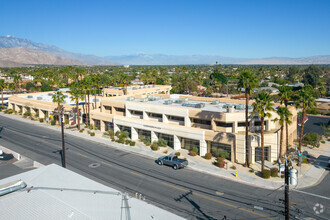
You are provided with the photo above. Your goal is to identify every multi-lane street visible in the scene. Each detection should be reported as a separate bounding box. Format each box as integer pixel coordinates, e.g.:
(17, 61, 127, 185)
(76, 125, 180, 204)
(0, 114, 329, 219)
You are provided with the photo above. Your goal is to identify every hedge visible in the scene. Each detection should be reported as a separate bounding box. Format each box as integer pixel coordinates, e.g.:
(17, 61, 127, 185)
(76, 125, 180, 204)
(261, 169, 271, 179)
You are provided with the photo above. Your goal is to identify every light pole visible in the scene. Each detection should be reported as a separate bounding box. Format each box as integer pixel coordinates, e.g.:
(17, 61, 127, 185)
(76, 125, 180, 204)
(60, 105, 66, 168)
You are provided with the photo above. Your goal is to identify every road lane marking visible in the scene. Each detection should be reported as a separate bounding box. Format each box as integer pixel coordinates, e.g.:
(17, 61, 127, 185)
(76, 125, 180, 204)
(131, 171, 143, 177)
(79, 153, 88, 158)
(101, 161, 112, 166)
(292, 189, 330, 200)
(162, 182, 271, 219)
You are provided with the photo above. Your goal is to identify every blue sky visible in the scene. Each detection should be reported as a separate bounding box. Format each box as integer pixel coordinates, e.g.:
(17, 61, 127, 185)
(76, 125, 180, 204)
(1, 0, 329, 58)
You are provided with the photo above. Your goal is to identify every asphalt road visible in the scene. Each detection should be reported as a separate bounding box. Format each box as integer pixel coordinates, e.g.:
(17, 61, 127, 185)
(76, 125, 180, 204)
(0, 114, 329, 220)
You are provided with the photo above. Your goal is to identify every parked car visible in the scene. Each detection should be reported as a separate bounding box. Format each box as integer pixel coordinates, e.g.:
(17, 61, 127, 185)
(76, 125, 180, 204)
(0, 150, 14, 161)
(156, 154, 188, 170)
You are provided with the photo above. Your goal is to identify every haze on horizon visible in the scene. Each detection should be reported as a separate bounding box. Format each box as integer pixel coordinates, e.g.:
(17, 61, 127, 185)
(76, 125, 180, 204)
(0, 0, 329, 59)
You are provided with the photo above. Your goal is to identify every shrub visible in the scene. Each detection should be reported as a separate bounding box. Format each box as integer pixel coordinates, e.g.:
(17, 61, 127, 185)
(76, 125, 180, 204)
(150, 143, 158, 151)
(302, 158, 309, 164)
(175, 152, 181, 157)
(107, 130, 114, 137)
(90, 132, 95, 136)
(120, 131, 129, 139)
(125, 139, 131, 145)
(31, 117, 34, 120)
(281, 174, 285, 178)
(302, 132, 320, 148)
(143, 137, 151, 146)
(115, 131, 121, 138)
(204, 153, 212, 160)
(64, 119, 69, 125)
(270, 168, 278, 177)
(217, 157, 225, 162)
(118, 138, 125, 144)
(249, 168, 254, 173)
(157, 139, 167, 147)
(230, 165, 236, 170)
(213, 149, 222, 157)
(189, 151, 197, 156)
(79, 129, 84, 133)
(192, 146, 199, 153)
(216, 161, 225, 168)
(261, 169, 271, 179)
(163, 150, 168, 154)
(89, 124, 94, 130)
(51, 120, 56, 126)
(39, 118, 44, 123)
(130, 141, 135, 146)
(220, 150, 229, 159)
(5, 109, 14, 114)
(321, 140, 325, 144)
(23, 111, 31, 117)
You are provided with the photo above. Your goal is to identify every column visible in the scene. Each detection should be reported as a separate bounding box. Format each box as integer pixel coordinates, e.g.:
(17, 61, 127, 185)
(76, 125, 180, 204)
(211, 119, 216, 131)
(143, 111, 149, 120)
(131, 127, 138, 140)
(113, 123, 120, 133)
(232, 121, 238, 133)
(184, 116, 191, 127)
(125, 109, 131, 117)
(199, 140, 207, 156)
(173, 135, 181, 150)
(151, 131, 158, 143)
(162, 114, 168, 123)
(31, 108, 37, 116)
(22, 106, 26, 115)
(100, 120, 105, 132)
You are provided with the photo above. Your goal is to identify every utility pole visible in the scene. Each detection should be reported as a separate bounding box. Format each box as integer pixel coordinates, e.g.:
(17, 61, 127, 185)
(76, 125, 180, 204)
(284, 159, 289, 220)
(60, 105, 66, 168)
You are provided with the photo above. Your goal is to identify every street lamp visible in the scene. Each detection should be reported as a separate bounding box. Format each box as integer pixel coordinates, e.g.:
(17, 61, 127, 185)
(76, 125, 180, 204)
(60, 105, 66, 168)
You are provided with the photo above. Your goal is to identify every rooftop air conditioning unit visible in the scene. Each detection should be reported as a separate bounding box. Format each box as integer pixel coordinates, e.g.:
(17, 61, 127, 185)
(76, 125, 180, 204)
(27, 95, 33, 99)
(211, 100, 220, 105)
(236, 104, 245, 110)
(48, 93, 53, 96)
(147, 94, 153, 98)
(127, 96, 135, 101)
(174, 99, 183, 103)
(37, 97, 43, 100)
(182, 98, 189, 102)
(194, 103, 205, 108)
(140, 98, 148, 102)
(164, 100, 173, 105)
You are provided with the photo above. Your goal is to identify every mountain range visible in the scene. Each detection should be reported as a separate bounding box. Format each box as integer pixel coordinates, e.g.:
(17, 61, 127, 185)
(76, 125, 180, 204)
(0, 35, 329, 66)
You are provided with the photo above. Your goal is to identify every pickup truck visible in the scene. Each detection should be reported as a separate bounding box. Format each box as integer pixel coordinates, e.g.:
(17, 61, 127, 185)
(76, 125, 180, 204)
(156, 155, 188, 170)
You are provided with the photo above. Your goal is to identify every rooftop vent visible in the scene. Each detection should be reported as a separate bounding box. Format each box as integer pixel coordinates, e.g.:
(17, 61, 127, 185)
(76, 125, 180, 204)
(127, 96, 135, 101)
(140, 97, 148, 102)
(164, 100, 173, 105)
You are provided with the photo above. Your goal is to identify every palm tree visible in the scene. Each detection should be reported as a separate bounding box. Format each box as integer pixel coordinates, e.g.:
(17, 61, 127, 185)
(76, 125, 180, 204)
(274, 107, 292, 158)
(295, 85, 317, 151)
(278, 86, 293, 151)
(13, 74, 22, 94)
(0, 79, 7, 108)
(52, 91, 65, 124)
(91, 74, 101, 109)
(252, 91, 275, 171)
(237, 70, 259, 167)
(70, 88, 84, 130)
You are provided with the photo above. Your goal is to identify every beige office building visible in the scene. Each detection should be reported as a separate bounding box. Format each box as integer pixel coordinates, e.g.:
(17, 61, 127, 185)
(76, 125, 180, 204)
(91, 94, 297, 164)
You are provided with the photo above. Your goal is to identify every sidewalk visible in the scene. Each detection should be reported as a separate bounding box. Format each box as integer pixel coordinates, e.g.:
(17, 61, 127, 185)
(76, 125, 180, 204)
(1, 112, 328, 190)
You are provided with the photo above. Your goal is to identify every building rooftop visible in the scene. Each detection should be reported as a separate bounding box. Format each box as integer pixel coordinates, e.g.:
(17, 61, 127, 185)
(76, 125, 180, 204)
(116, 95, 253, 113)
(23, 93, 100, 106)
(0, 164, 183, 220)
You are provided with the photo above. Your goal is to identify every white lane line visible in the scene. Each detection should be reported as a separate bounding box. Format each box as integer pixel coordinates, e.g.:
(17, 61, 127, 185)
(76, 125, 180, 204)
(292, 189, 330, 200)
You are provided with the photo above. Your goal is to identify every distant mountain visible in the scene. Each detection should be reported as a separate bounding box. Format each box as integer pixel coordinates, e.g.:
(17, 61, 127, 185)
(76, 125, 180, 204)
(0, 47, 87, 67)
(105, 53, 330, 65)
(238, 56, 330, 65)
(0, 35, 116, 65)
(105, 53, 249, 65)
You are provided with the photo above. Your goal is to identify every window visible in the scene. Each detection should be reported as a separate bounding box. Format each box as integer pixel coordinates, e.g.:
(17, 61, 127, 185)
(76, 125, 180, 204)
(104, 121, 113, 131)
(136, 129, 151, 140)
(147, 112, 162, 118)
(215, 121, 233, 128)
(255, 146, 270, 161)
(115, 107, 125, 112)
(167, 115, 184, 121)
(238, 122, 246, 127)
(191, 118, 211, 125)
(155, 132, 174, 148)
(130, 110, 143, 116)
(254, 121, 266, 126)
(117, 125, 131, 138)
(180, 137, 200, 154)
(208, 142, 231, 160)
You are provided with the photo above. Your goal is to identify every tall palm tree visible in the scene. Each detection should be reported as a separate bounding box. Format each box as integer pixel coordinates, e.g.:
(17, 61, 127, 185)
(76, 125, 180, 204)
(274, 107, 292, 158)
(278, 86, 293, 151)
(252, 91, 275, 171)
(295, 85, 317, 151)
(0, 79, 7, 108)
(237, 70, 259, 167)
(91, 74, 101, 109)
(70, 88, 84, 130)
(13, 74, 22, 94)
(52, 91, 65, 124)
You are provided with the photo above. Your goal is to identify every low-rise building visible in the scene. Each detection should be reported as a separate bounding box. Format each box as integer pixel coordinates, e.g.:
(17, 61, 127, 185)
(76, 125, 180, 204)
(91, 94, 297, 164)
(102, 85, 171, 97)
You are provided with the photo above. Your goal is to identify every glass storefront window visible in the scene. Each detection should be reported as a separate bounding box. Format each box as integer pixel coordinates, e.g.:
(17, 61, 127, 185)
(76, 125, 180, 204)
(104, 121, 113, 131)
(180, 137, 200, 154)
(117, 125, 132, 139)
(155, 132, 174, 148)
(136, 128, 151, 141)
(208, 142, 231, 160)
